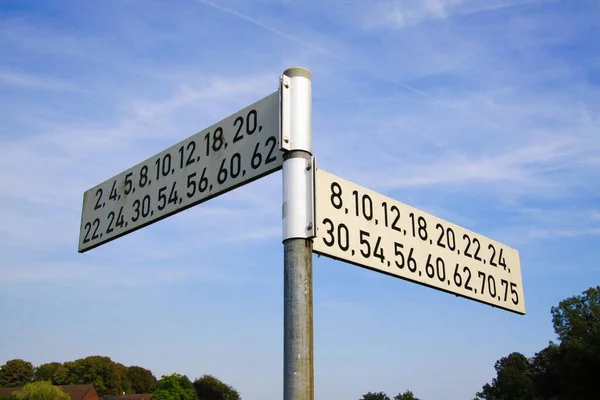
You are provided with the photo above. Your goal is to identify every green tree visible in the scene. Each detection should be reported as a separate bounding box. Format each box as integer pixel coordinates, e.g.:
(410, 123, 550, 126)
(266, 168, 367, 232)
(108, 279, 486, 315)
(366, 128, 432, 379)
(114, 363, 131, 394)
(50, 364, 71, 386)
(127, 366, 157, 393)
(67, 356, 119, 395)
(193, 375, 239, 400)
(551, 286, 600, 343)
(0, 359, 35, 387)
(394, 390, 420, 400)
(474, 286, 600, 400)
(547, 286, 600, 400)
(530, 343, 563, 400)
(12, 381, 70, 400)
(33, 363, 62, 383)
(178, 375, 195, 393)
(152, 374, 196, 400)
(473, 352, 539, 400)
(360, 392, 390, 400)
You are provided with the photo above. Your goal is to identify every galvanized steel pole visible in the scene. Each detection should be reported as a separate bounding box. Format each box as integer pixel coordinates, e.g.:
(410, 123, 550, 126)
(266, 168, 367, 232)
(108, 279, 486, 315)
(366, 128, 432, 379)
(280, 66, 314, 400)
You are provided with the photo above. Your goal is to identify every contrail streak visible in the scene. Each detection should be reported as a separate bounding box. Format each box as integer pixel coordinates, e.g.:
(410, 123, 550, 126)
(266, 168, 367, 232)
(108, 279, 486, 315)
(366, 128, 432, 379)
(197, 0, 435, 100)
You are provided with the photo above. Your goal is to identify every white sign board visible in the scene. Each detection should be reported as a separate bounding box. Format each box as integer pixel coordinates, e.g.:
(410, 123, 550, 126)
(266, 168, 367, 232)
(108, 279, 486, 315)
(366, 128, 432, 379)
(313, 169, 525, 314)
(78, 92, 282, 253)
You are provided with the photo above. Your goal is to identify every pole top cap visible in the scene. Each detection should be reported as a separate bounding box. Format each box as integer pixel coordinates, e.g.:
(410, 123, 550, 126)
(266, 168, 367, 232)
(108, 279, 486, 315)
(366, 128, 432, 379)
(283, 66, 312, 80)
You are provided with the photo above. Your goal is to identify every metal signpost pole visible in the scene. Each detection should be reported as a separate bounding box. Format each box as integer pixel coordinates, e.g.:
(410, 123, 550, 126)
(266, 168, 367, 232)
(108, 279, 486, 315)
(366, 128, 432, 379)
(280, 66, 315, 400)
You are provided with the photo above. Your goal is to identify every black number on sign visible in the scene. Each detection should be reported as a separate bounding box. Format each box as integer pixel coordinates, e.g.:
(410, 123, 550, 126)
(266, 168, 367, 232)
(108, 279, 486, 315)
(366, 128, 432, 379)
(488, 275, 497, 298)
(251, 142, 262, 169)
(246, 109, 257, 135)
(473, 237, 482, 261)
(187, 172, 197, 198)
(407, 248, 417, 272)
(338, 223, 350, 251)
(499, 249, 507, 270)
(106, 208, 125, 234)
(141, 195, 151, 217)
(179, 140, 196, 169)
(132, 200, 140, 222)
(501, 279, 509, 301)
(83, 218, 101, 243)
(436, 224, 445, 248)
(168, 182, 179, 206)
(436, 257, 446, 281)
(353, 191, 373, 220)
(115, 207, 125, 228)
(198, 168, 208, 192)
(393, 243, 416, 272)
(463, 266, 473, 291)
(463, 234, 472, 258)
(382, 202, 401, 232)
(426, 255, 435, 278)
(453, 264, 462, 286)
(373, 236, 384, 262)
(409, 213, 428, 240)
(478, 271, 486, 294)
(124, 172, 133, 194)
(139, 165, 148, 187)
(510, 282, 519, 304)
(359, 230, 371, 258)
(205, 127, 224, 155)
(94, 188, 103, 210)
(107, 211, 115, 234)
(155, 154, 172, 180)
(132, 196, 151, 222)
(109, 181, 118, 201)
(230, 153, 241, 179)
(83, 222, 90, 243)
(322, 218, 335, 247)
(426, 255, 446, 281)
(218, 159, 228, 184)
(436, 224, 456, 250)
(158, 186, 167, 211)
(489, 244, 497, 267)
(265, 136, 277, 164)
(394, 242, 405, 269)
(160, 184, 179, 209)
(447, 228, 456, 250)
(233, 116, 244, 143)
(213, 128, 224, 152)
(92, 218, 100, 240)
(330, 182, 343, 209)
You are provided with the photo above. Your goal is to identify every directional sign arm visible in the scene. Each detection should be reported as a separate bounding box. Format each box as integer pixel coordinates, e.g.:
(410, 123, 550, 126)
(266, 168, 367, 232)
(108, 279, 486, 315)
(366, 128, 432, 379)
(78, 91, 282, 253)
(312, 168, 526, 315)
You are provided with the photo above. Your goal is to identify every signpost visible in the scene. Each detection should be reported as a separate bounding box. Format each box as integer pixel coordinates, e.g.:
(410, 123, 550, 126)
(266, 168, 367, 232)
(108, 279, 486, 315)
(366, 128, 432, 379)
(78, 66, 526, 400)
(78, 91, 281, 253)
(312, 168, 525, 314)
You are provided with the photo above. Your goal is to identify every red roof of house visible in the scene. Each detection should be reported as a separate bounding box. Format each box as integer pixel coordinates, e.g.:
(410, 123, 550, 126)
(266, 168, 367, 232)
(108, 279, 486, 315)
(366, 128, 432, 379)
(123, 394, 151, 400)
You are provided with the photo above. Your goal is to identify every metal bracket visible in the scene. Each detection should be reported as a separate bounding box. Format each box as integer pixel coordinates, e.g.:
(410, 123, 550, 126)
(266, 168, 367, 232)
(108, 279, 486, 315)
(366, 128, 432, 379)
(307, 155, 316, 239)
(282, 156, 316, 241)
(279, 74, 292, 151)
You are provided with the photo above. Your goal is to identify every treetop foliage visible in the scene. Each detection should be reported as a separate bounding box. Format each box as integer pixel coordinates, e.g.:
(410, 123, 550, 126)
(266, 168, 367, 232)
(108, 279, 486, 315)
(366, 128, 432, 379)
(0, 357, 240, 400)
(474, 285, 600, 400)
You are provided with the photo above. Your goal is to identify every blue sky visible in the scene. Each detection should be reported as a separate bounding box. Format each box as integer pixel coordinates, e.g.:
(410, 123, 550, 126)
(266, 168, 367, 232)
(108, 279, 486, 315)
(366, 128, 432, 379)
(0, 0, 599, 399)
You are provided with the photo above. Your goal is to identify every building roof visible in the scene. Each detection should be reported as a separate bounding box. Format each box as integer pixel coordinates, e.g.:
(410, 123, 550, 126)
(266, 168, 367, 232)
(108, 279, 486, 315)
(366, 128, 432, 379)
(58, 384, 95, 400)
(102, 395, 151, 400)
(123, 394, 151, 400)
(0, 387, 18, 397)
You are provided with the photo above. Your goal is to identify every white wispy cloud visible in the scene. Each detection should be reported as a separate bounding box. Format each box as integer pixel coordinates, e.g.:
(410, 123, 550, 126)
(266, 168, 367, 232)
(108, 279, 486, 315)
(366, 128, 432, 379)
(363, 0, 539, 29)
(0, 69, 78, 91)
